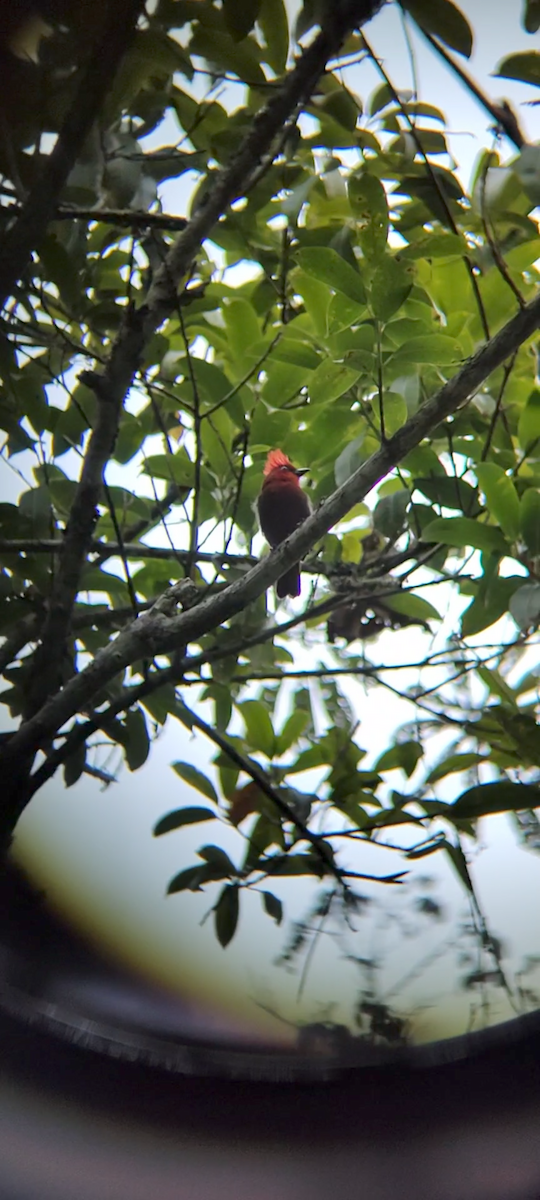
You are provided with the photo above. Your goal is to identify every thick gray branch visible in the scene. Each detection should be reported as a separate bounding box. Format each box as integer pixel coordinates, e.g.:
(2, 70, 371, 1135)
(4, 288, 540, 774)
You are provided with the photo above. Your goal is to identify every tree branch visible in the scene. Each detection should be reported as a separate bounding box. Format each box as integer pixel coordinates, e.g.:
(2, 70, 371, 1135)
(4, 286, 540, 785)
(23, 309, 147, 719)
(416, 26, 525, 150)
(173, 699, 344, 886)
(0, 0, 146, 311)
(0, 205, 189, 233)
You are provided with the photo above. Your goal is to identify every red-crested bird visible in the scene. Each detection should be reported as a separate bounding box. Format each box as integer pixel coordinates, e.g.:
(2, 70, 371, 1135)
(257, 449, 310, 598)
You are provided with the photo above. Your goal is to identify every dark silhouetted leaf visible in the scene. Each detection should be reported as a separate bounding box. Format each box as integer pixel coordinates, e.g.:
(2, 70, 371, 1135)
(154, 807, 217, 836)
(261, 890, 283, 925)
(451, 781, 540, 819)
(124, 707, 150, 772)
(172, 762, 219, 804)
(215, 883, 240, 947)
(403, 0, 473, 58)
(198, 844, 237, 874)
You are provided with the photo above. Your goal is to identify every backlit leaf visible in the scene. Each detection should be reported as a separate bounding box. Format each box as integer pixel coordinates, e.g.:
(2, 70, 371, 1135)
(215, 883, 240, 947)
(295, 248, 366, 305)
(422, 517, 508, 554)
(172, 762, 219, 804)
(403, 0, 473, 58)
(154, 807, 217, 836)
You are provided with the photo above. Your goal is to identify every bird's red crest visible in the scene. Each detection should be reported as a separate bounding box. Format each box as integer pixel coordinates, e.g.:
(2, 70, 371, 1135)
(263, 448, 294, 476)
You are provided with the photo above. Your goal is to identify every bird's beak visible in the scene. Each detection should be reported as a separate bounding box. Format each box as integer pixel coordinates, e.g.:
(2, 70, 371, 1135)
(295, 468, 309, 477)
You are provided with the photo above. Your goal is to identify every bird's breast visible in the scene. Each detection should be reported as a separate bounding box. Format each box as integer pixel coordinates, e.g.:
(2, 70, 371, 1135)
(257, 482, 310, 547)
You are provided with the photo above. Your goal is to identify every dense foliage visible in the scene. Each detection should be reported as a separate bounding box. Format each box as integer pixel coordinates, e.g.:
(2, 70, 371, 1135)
(1, 0, 540, 950)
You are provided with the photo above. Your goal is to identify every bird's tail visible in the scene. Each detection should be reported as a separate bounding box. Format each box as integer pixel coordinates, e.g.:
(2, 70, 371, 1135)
(277, 565, 301, 598)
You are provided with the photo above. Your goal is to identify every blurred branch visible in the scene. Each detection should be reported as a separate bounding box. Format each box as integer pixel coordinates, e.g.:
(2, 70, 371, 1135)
(0, 204, 189, 232)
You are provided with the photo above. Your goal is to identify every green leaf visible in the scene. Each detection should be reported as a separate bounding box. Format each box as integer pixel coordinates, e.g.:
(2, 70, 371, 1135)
(348, 173, 388, 260)
(142, 450, 194, 488)
(154, 807, 217, 836)
(373, 489, 409, 538)
(518, 389, 540, 453)
(63, 739, 86, 788)
(370, 256, 412, 321)
(198, 844, 237, 874)
(451, 781, 540, 819)
(402, 0, 473, 58)
(523, 0, 540, 33)
(514, 145, 540, 205)
(426, 751, 487, 784)
(189, 24, 266, 85)
(258, 0, 289, 71)
(257, 851, 324, 876)
(495, 51, 540, 86)
(261, 890, 283, 925)
(18, 486, 52, 535)
(215, 883, 240, 947)
(277, 710, 310, 756)
(368, 82, 393, 116)
(422, 517, 509, 554)
(124, 708, 149, 772)
(510, 583, 540, 631)
(142, 684, 176, 726)
(399, 232, 465, 259)
(172, 762, 219, 804)
(461, 575, 523, 637)
(312, 77, 359, 132)
(443, 840, 474, 892)
(477, 665, 517, 708)
(238, 699, 275, 757)
(224, 299, 261, 371)
(285, 745, 325, 774)
(375, 740, 423, 778)
(384, 592, 440, 622)
(289, 268, 329, 336)
(341, 530, 364, 564)
(391, 333, 459, 365)
(295, 248, 366, 305)
(204, 684, 232, 733)
(475, 464, 520, 540)
(520, 490, 540, 555)
(334, 436, 365, 487)
(167, 864, 224, 894)
(414, 475, 481, 515)
(223, 0, 262, 40)
(309, 359, 362, 405)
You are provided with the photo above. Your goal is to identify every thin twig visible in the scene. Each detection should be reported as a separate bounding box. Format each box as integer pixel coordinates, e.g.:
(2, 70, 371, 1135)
(478, 163, 526, 311)
(480, 352, 518, 462)
(102, 481, 139, 617)
(362, 32, 490, 341)
(415, 25, 525, 150)
(179, 306, 202, 573)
